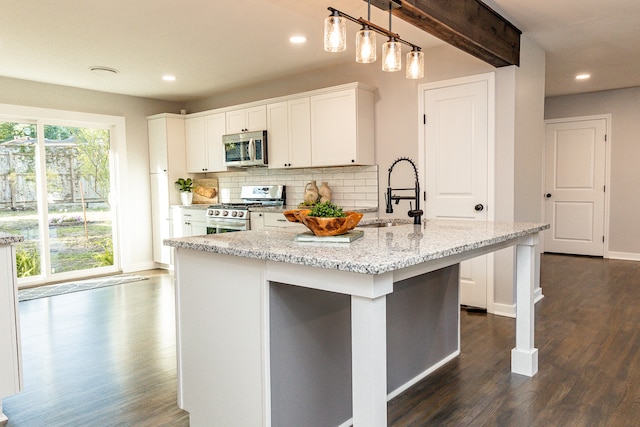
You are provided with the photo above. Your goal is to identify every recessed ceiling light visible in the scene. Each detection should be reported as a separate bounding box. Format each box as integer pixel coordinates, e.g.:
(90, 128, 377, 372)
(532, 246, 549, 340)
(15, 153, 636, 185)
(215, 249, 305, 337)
(162, 75, 176, 82)
(89, 66, 119, 76)
(576, 73, 591, 80)
(289, 35, 307, 44)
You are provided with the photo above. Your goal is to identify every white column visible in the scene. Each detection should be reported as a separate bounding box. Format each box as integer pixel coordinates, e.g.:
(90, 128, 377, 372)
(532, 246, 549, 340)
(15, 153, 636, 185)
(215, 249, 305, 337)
(511, 234, 539, 376)
(351, 294, 387, 426)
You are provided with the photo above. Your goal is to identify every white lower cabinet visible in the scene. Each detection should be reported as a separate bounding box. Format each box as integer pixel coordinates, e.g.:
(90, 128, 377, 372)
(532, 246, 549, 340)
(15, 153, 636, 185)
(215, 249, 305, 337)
(172, 207, 207, 237)
(251, 212, 306, 230)
(250, 212, 264, 231)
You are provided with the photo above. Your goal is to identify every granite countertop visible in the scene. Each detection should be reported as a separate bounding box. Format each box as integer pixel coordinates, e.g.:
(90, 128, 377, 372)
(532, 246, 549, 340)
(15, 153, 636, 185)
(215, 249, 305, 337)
(164, 220, 549, 275)
(0, 232, 25, 245)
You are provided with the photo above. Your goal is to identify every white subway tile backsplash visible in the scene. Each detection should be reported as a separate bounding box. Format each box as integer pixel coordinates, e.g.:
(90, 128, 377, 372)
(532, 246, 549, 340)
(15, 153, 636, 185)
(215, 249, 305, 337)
(212, 165, 379, 208)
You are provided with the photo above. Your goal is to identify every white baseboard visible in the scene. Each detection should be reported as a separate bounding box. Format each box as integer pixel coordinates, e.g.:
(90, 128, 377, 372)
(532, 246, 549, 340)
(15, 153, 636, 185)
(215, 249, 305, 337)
(386, 350, 460, 401)
(608, 251, 640, 261)
(122, 261, 161, 273)
(492, 303, 516, 318)
(534, 287, 544, 303)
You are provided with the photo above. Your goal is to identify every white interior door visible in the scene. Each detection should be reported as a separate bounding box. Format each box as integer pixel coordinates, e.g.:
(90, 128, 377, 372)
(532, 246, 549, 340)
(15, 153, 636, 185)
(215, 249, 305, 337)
(544, 118, 607, 256)
(422, 78, 490, 309)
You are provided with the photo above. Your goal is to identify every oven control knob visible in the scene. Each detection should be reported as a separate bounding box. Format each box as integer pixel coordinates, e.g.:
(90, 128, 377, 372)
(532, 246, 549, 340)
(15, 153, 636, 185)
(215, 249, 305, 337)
(222, 210, 229, 217)
(231, 211, 238, 217)
(237, 211, 245, 218)
(213, 210, 220, 216)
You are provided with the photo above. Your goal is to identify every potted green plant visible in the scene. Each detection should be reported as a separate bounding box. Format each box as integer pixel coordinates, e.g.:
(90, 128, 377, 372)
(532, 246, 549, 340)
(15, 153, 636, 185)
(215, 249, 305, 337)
(175, 177, 194, 205)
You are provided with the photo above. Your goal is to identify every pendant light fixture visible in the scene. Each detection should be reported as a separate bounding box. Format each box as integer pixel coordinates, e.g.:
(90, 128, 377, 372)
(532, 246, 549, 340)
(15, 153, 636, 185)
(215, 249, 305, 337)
(382, 38, 401, 71)
(324, 1, 424, 79)
(406, 47, 424, 79)
(382, 2, 401, 72)
(324, 9, 346, 52)
(355, 0, 376, 63)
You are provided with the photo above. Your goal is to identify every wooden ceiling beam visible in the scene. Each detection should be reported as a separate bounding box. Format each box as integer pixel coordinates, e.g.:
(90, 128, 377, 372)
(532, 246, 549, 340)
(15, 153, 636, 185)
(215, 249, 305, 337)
(388, 0, 521, 67)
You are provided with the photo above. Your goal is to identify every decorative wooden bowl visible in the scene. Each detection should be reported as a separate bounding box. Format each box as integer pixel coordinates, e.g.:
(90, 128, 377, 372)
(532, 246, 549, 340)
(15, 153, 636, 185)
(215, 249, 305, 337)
(285, 210, 363, 237)
(283, 209, 310, 223)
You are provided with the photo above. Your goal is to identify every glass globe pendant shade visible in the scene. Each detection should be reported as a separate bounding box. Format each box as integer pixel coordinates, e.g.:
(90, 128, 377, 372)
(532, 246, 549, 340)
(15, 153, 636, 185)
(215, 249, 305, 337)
(356, 27, 376, 63)
(382, 39, 401, 72)
(324, 14, 346, 52)
(406, 49, 424, 79)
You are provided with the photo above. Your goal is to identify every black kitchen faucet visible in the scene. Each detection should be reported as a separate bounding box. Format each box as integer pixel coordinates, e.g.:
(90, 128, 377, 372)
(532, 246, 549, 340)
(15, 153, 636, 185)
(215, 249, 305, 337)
(385, 157, 423, 225)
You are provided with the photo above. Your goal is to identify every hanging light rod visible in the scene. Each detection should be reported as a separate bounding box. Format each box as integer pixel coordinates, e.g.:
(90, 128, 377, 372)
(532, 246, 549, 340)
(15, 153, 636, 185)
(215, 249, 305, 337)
(326, 6, 420, 51)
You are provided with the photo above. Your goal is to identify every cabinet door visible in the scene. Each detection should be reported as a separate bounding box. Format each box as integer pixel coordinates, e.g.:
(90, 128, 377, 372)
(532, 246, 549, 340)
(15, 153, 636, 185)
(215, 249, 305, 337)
(267, 102, 290, 168)
(310, 90, 358, 166)
(185, 117, 207, 173)
(246, 105, 267, 131)
(150, 173, 171, 264)
(205, 113, 227, 172)
(250, 213, 264, 231)
(191, 222, 207, 236)
(226, 109, 247, 134)
(226, 106, 267, 133)
(288, 98, 312, 168)
(148, 118, 169, 173)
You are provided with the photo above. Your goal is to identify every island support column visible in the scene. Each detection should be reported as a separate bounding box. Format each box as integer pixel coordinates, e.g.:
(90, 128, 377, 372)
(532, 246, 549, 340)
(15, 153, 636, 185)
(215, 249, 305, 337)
(352, 294, 387, 427)
(511, 234, 539, 376)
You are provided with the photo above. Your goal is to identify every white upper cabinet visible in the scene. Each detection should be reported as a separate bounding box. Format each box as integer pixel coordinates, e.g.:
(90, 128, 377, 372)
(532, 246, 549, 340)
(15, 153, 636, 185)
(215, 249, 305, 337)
(267, 98, 311, 169)
(310, 86, 375, 167)
(205, 114, 227, 172)
(148, 117, 170, 174)
(185, 113, 226, 173)
(185, 117, 206, 173)
(225, 105, 267, 134)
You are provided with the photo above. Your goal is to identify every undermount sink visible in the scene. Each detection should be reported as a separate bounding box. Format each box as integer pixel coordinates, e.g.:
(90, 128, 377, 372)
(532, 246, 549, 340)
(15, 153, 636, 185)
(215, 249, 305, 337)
(358, 219, 413, 228)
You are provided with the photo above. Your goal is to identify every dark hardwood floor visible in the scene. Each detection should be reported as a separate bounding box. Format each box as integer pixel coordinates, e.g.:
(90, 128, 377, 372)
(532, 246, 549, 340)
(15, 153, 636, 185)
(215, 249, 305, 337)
(3, 254, 640, 426)
(389, 254, 640, 426)
(3, 271, 189, 426)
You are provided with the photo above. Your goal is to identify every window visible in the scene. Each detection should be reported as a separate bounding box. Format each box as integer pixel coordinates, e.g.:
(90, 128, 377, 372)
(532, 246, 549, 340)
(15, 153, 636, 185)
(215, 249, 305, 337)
(0, 106, 125, 287)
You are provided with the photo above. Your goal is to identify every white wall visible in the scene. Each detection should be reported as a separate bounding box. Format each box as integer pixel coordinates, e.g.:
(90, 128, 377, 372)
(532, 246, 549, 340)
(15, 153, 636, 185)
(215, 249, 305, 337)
(493, 35, 546, 313)
(545, 87, 640, 257)
(0, 76, 182, 273)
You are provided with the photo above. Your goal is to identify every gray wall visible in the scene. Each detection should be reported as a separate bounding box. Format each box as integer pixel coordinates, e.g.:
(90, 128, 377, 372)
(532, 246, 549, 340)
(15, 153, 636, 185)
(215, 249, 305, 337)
(545, 87, 640, 256)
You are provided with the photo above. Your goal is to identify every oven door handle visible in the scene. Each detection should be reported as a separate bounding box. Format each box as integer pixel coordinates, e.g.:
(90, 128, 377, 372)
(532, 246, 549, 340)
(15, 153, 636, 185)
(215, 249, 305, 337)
(207, 218, 248, 229)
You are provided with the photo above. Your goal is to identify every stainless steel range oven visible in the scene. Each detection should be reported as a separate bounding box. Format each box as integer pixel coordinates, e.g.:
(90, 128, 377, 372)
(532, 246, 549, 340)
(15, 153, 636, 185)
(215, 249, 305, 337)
(205, 185, 285, 233)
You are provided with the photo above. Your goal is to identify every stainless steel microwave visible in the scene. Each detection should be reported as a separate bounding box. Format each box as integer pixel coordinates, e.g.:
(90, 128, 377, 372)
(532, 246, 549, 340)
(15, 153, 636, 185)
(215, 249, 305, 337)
(222, 130, 268, 167)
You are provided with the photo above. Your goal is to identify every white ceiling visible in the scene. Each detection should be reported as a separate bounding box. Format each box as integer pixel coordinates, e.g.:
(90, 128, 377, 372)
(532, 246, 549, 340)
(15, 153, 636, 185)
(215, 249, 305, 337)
(1, 0, 639, 102)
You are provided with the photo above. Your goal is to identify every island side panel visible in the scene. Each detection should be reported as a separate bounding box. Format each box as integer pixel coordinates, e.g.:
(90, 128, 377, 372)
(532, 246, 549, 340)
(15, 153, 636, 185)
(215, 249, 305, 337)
(174, 248, 267, 426)
(269, 283, 352, 427)
(387, 265, 460, 395)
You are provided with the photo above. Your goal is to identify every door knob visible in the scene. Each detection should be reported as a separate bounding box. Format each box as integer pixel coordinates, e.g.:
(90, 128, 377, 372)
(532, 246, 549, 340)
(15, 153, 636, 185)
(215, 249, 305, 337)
(474, 204, 484, 212)
(545, 193, 552, 198)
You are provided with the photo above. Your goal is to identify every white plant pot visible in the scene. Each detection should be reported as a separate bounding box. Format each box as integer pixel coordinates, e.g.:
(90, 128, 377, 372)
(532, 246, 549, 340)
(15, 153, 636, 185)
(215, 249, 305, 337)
(180, 192, 193, 206)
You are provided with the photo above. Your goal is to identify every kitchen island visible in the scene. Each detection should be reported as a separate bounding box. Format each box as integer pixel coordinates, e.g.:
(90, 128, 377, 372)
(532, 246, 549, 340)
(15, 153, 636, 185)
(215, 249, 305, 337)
(165, 219, 548, 427)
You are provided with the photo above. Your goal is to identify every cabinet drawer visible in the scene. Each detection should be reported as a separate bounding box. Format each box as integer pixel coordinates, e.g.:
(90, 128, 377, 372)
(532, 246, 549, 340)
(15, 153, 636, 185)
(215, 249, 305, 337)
(262, 212, 302, 228)
(181, 208, 207, 222)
